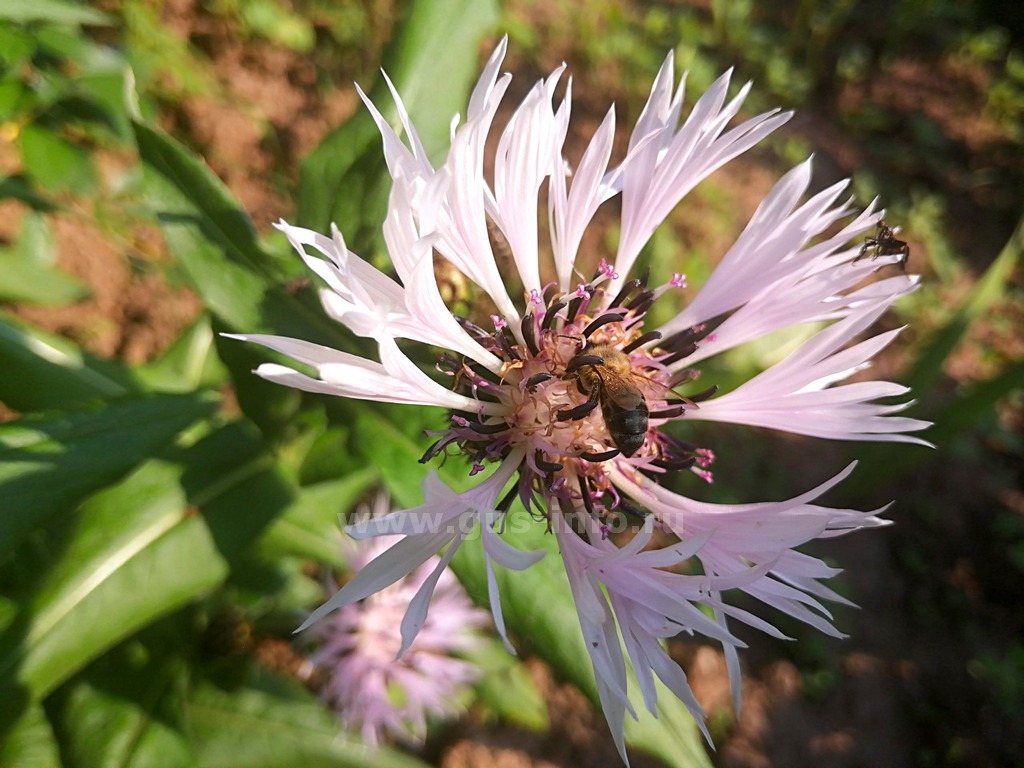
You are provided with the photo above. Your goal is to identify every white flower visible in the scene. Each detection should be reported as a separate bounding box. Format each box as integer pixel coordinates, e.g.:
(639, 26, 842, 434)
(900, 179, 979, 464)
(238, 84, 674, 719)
(231, 38, 930, 764)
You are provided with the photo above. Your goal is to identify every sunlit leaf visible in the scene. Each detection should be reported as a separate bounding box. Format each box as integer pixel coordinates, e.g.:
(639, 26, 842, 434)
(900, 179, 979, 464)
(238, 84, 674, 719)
(297, 0, 500, 244)
(0, 0, 111, 25)
(256, 469, 378, 568)
(0, 392, 218, 555)
(18, 122, 96, 194)
(133, 120, 345, 344)
(0, 310, 138, 411)
(0, 460, 229, 707)
(135, 315, 227, 393)
(188, 674, 433, 768)
(45, 649, 195, 768)
(0, 704, 60, 768)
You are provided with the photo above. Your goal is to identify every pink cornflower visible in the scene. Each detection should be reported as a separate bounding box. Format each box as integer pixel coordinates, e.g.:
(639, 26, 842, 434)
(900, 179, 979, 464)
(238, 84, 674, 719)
(307, 496, 488, 746)
(230, 38, 930, 763)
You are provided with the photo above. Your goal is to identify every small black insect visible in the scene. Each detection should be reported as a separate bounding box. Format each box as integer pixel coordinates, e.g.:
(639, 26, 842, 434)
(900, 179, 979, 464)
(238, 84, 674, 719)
(854, 221, 909, 270)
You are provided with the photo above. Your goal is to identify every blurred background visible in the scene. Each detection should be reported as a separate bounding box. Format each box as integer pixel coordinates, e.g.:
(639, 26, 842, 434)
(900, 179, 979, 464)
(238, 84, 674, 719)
(0, 1, 1022, 767)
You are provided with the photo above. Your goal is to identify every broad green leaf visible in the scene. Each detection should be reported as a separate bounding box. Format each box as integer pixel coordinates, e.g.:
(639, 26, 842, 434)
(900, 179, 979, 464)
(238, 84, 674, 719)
(357, 411, 712, 767)
(18, 122, 96, 194)
(45, 648, 194, 768)
(0, 703, 60, 768)
(133, 120, 344, 345)
(0, 310, 138, 411)
(0, 0, 111, 24)
(0, 392, 218, 554)
(257, 469, 378, 568)
(188, 675, 433, 768)
(0, 252, 88, 304)
(0, 460, 229, 708)
(135, 315, 227, 393)
(0, 222, 88, 302)
(13, 210, 56, 265)
(297, 0, 499, 239)
(175, 419, 297, 564)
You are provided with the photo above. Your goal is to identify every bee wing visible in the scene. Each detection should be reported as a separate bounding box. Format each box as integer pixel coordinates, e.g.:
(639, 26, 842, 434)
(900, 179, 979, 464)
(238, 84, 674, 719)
(601, 374, 644, 409)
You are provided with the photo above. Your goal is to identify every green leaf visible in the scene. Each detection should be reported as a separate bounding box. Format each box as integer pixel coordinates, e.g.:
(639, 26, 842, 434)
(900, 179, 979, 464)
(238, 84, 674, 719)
(0, 704, 61, 768)
(45, 648, 195, 768)
(297, 0, 499, 239)
(927, 360, 1024, 445)
(0, 392, 218, 555)
(132, 119, 344, 344)
(0, 0, 111, 25)
(188, 675, 433, 768)
(0, 460, 229, 710)
(257, 469, 378, 567)
(135, 315, 227, 393)
(357, 411, 712, 767)
(0, 210, 87, 305)
(0, 175, 60, 212)
(175, 419, 297, 565)
(0, 310, 138, 411)
(467, 640, 548, 732)
(18, 122, 96, 194)
(0, 252, 88, 304)
(907, 214, 1022, 394)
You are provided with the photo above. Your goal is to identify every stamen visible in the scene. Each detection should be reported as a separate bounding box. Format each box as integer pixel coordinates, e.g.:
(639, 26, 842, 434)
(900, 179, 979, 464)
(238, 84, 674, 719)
(535, 450, 563, 474)
(687, 384, 720, 402)
(469, 421, 510, 434)
(582, 312, 624, 338)
(622, 331, 662, 354)
(652, 456, 697, 470)
(542, 300, 567, 331)
(524, 372, 554, 390)
(608, 278, 642, 312)
(521, 313, 539, 355)
(625, 290, 655, 312)
(577, 475, 595, 516)
(581, 449, 620, 462)
(564, 354, 605, 374)
(496, 326, 521, 361)
(496, 483, 520, 514)
(622, 290, 655, 311)
(648, 406, 685, 419)
(419, 436, 455, 463)
(557, 400, 599, 420)
(660, 327, 700, 353)
(662, 346, 697, 366)
(617, 496, 650, 520)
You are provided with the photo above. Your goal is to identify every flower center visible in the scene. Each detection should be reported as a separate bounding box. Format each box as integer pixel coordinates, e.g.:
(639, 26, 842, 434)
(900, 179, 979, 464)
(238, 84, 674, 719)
(423, 267, 717, 520)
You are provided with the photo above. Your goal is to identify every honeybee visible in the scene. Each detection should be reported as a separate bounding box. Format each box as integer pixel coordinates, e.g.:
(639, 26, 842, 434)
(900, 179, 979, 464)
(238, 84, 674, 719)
(559, 344, 649, 458)
(854, 221, 909, 270)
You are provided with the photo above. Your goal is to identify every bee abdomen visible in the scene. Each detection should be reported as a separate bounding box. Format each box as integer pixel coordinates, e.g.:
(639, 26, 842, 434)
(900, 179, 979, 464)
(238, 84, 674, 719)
(602, 399, 649, 457)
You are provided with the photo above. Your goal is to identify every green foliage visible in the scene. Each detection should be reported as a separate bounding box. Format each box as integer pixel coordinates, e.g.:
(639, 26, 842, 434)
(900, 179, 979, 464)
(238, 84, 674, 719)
(1, 0, 1021, 765)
